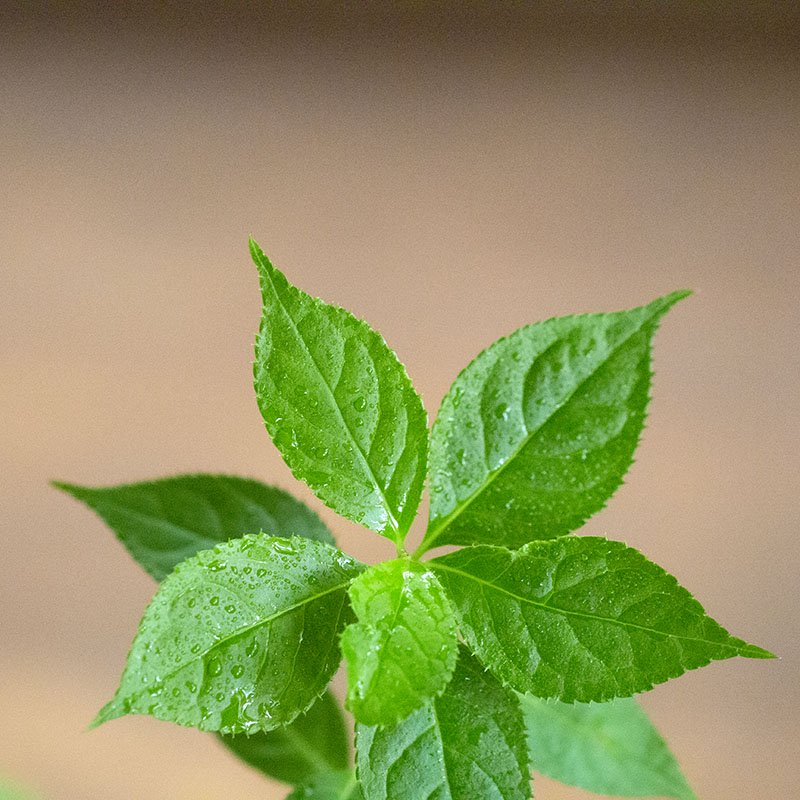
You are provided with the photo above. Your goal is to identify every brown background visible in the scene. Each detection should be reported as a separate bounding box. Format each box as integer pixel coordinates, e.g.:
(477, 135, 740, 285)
(2, 4, 798, 799)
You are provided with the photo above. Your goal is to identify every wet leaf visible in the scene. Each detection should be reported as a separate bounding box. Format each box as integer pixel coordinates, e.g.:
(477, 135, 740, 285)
(94, 535, 364, 734)
(432, 537, 773, 702)
(421, 292, 689, 552)
(356, 648, 530, 800)
(341, 559, 458, 725)
(252, 240, 427, 543)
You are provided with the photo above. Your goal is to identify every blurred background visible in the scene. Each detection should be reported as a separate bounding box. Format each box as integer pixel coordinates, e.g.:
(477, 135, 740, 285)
(1, 3, 798, 798)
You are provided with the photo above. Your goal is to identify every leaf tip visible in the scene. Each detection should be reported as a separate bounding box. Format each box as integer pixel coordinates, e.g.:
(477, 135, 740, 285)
(50, 480, 80, 497)
(741, 643, 777, 660)
(655, 288, 693, 313)
(88, 700, 119, 730)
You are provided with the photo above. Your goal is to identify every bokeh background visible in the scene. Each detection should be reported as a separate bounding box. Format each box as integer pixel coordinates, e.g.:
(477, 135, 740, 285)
(2, 3, 798, 799)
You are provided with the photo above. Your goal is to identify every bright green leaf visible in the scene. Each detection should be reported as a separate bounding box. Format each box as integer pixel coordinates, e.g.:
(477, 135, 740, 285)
(220, 690, 349, 785)
(94, 534, 364, 734)
(251, 240, 427, 542)
(54, 474, 333, 580)
(421, 292, 689, 553)
(432, 537, 773, 702)
(521, 695, 697, 800)
(341, 559, 458, 725)
(356, 648, 530, 800)
(286, 770, 363, 800)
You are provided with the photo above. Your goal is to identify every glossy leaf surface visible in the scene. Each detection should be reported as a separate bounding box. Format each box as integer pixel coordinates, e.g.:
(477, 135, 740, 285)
(521, 695, 696, 799)
(422, 292, 688, 552)
(286, 770, 363, 800)
(95, 535, 364, 733)
(432, 537, 772, 702)
(220, 690, 349, 784)
(54, 474, 332, 580)
(252, 240, 427, 541)
(341, 559, 458, 725)
(356, 649, 530, 800)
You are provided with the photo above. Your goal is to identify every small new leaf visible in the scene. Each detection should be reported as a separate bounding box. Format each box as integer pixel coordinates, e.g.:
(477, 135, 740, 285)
(432, 537, 772, 702)
(95, 535, 364, 733)
(341, 559, 458, 725)
(356, 648, 530, 800)
(251, 240, 428, 542)
(421, 291, 689, 552)
(54, 474, 333, 580)
(521, 695, 697, 800)
(220, 690, 349, 785)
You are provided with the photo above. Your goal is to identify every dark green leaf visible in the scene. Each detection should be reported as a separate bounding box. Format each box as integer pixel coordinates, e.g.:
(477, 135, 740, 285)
(251, 240, 427, 542)
(421, 292, 689, 552)
(520, 695, 697, 800)
(286, 770, 363, 800)
(94, 535, 364, 733)
(432, 537, 773, 702)
(53, 474, 333, 580)
(341, 559, 458, 725)
(356, 648, 530, 800)
(220, 690, 349, 784)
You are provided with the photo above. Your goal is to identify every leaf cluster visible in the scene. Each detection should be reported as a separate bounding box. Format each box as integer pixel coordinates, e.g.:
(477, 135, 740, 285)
(56, 241, 772, 799)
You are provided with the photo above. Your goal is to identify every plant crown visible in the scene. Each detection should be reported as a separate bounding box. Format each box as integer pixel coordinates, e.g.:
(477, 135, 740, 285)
(56, 240, 773, 800)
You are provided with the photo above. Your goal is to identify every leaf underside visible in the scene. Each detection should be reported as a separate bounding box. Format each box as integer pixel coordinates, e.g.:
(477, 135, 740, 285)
(432, 537, 772, 703)
(251, 239, 428, 541)
(54, 474, 333, 581)
(220, 689, 350, 785)
(341, 559, 458, 725)
(356, 648, 530, 800)
(521, 695, 697, 800)
(95, 535, 364, 734)
(422, 291, 689, 552)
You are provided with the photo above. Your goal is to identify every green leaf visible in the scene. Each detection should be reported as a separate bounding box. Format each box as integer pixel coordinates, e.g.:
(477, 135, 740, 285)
(341, 559, 458, 725)
(220, 689, 349, 784)
(53, 474, 333, 580)
(251, 239, 428, 542)
(356, 648, 530, 800)
(432, 537, 773, 703)
(94, 534, 364, 734)
(520, 695, 697, 800)
(286, 770, 363, 800)
(420, 291, 689, 553)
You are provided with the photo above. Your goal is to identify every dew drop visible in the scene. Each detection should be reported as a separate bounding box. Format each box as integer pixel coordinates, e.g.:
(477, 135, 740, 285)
(353, 396, 367, 411)
(209, 596, 220, 606)
(231, 664, 245, 679)
(207, 658, 223, 677)
(272, 540, 296, 556)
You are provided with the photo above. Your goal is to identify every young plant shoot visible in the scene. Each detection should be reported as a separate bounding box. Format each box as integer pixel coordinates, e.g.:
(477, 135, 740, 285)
(56, 240, 773, 800)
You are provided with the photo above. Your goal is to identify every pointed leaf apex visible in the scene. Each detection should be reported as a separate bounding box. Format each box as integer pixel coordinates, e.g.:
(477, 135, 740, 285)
(740, 643, 777, 659)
